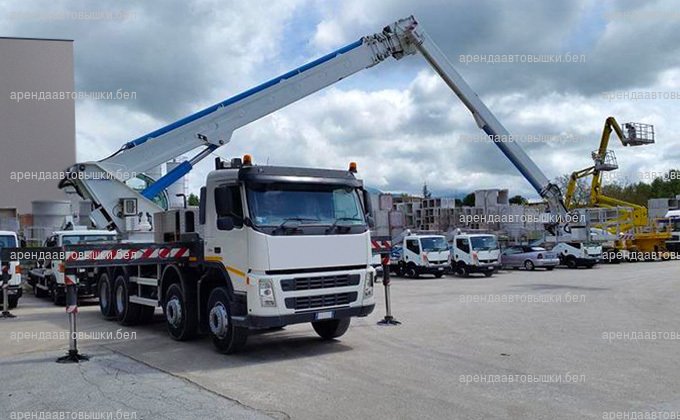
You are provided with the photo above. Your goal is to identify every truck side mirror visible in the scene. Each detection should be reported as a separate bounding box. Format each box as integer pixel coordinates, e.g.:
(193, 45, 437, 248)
(20, 239, 26, 248)
(361, 188, 374, 228)
(217, 216, 235, 231)
(214, 186, 234, 217)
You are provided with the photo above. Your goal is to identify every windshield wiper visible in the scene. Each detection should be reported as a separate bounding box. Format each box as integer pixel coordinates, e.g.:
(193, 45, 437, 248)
(326, 217, 362, 234)
(278, 217, 320, 230)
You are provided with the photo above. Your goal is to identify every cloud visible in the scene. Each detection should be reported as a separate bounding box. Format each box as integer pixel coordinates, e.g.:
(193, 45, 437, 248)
(1, 0, 678, 204)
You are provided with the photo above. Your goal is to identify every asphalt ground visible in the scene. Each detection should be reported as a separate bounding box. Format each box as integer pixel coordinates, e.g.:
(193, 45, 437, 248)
(1, 261, 679, 419)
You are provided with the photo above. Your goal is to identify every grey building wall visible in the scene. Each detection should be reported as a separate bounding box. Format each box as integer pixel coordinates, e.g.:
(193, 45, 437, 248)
(0, 37, 76, 213)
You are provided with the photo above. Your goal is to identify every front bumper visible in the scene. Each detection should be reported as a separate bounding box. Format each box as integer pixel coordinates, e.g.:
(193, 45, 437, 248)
(469, 263, 498, 273)
(236, 304, 375, 329)
(417, 264, 449, 274)
(535, 258, 560, 267)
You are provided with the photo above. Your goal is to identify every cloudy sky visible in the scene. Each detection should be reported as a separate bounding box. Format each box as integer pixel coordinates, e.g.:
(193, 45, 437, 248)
(2, 0, 680, 199)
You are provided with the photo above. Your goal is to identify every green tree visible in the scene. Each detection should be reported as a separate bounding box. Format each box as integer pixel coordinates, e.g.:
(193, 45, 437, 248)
(188, 193, 200, 206)
(462, 192, 475, 207)
(509, 195, 528, 205)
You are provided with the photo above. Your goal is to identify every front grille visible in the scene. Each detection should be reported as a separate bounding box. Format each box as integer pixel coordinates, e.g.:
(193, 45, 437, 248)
(429, 259, 448, 265)
(480, 259, 497, 264)
(280, 274, 360, 291)
(285, 292, 358, 310)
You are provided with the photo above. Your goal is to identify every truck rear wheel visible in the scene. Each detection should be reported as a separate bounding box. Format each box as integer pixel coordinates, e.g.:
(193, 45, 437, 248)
(163, 283, 197, 341)
(98, 273, 116, 319)
(114, 274, 141, 326)
(312, 318, 351, 340)
(207, 287, 247, 354)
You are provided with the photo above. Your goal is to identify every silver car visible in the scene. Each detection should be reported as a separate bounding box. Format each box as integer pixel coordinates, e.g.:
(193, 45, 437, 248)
(501, 246, 559, 271)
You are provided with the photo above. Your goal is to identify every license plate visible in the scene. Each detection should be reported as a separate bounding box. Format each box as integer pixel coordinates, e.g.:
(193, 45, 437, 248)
(315, 311, 334, 320)
(438, 267, 444, 271)
(488, 267, 494, 271)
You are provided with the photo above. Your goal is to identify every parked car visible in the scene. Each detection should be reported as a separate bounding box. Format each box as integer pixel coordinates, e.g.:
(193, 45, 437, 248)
(500, 246, 559, 271)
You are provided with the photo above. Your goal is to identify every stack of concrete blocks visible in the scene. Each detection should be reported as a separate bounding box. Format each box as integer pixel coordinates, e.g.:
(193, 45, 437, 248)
(372, 193, 405, 239)
(418, 197, 456, 232)
(648, 195, 680, 221)
(0, 208, 19, 232)
(472, 189, 510, 231)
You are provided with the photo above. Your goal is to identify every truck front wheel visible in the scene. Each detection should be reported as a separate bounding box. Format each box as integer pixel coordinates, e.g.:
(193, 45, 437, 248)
(405, 264, 419, 279)
(565, 256, 577, 269)
(164, 283, 197, 341)
(207, 287, 247, 354)
(312, 318, 351, 340)
(456, 263, 470, 278)
(51, 285, 65, 306)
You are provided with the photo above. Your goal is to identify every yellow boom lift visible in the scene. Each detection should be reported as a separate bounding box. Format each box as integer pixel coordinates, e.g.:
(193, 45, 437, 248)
(565, 117, 671, 256)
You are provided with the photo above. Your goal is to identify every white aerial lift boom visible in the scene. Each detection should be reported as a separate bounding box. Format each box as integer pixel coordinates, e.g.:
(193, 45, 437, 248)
(60, 15, 575, 240)
(49, 15, 589, 354)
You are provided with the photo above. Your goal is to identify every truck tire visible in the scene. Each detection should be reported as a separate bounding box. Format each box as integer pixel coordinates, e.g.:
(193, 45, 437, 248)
(434, 272, 444, 278)
(396, 263, 406, 277)
(483, 271, 493, 277)
(51, 285, 65, 306)
(163, 282, 198, 341)
(312, 318, 351, 340)
(405, 264, 419, 279)
(98, 273, 116, 319)
(565, 256, 577, 269)
(207, 287, 248, 354)
(33, 281, 47, 298)
(456, 263, 470, 278)
(114, 274, 142, 326)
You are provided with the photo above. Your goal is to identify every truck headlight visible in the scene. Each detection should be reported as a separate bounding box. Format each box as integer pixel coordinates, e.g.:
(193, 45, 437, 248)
(259, 278, 276, 307)
(364, 271, 374, 298)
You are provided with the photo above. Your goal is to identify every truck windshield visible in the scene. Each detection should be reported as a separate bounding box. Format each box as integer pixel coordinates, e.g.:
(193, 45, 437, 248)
(62, 235, 117, 245)
(420, 237, 448, 252)
(246, 184, 365, 227)
(470, 236, 498, 251)
(0, 235, 17, 249)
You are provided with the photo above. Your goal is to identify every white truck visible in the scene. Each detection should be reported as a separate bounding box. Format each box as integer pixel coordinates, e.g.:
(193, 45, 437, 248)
(59, 158, 376, 353)
(0, 231, 23, 309)
(450, 233, 500, 277)
(390, 231, 450, 278)
(663, 210, 680, 252)
(47, 15, 597, 352)
(28, 230, 118, 305)
(551, 242, 602, 268)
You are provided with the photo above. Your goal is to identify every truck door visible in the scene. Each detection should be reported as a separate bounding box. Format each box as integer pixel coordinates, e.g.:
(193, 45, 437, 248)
(455, 238, 470, 263)
(207, 184, 248, 284)
(405, 239, 420, 265)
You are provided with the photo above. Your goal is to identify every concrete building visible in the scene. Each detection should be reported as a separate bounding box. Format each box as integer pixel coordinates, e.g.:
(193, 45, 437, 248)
(374, 188, 548, 243)
(648, 196, 680, 220)
(0, 37, 76, 214)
